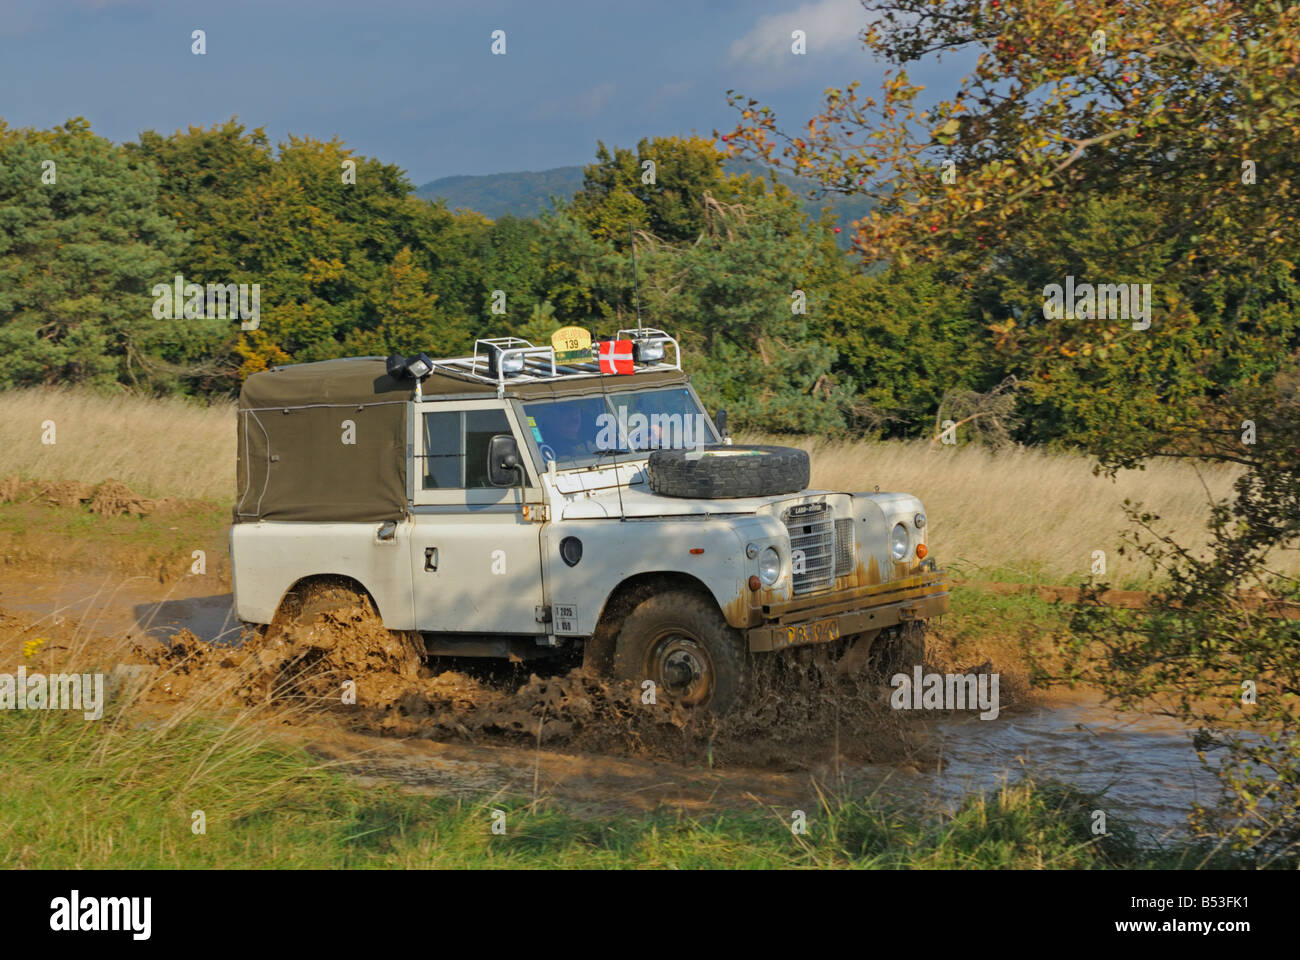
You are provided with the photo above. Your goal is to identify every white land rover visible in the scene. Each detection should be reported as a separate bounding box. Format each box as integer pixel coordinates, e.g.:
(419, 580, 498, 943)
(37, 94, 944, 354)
(231, 328, 949, 712)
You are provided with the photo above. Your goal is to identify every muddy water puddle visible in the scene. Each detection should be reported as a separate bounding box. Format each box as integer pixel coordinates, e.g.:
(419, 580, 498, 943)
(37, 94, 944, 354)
(913, 693, 1218, 838)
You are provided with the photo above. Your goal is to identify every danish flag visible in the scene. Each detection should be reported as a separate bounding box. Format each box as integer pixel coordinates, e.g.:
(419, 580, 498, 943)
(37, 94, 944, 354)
(598, 339, 635, 375)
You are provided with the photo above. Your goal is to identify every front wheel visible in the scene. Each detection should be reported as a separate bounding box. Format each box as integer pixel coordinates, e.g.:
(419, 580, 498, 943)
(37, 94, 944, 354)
(612, 590, 749, 713)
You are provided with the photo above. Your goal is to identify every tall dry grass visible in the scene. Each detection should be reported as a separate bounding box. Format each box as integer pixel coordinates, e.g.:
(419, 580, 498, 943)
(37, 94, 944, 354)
(0, 387, 236, 501)
(0, 388, 1271, 585)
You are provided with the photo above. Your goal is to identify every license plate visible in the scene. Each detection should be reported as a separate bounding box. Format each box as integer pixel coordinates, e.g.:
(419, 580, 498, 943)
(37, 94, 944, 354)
(782, 616, 842, 647)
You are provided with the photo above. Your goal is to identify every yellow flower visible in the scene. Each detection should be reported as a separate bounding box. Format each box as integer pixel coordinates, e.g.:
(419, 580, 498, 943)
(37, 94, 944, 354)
(22, 638, 47, 660)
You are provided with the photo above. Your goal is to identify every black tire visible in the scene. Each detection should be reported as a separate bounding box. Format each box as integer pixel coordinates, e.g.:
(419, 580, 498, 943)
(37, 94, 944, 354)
(612, 590, 749, 713)
(647, 444, 809, 499)
(868, 622, 927, 681)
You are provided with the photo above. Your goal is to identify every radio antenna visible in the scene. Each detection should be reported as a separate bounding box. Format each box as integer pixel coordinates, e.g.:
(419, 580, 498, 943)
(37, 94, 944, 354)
(629, 220, 643, 334)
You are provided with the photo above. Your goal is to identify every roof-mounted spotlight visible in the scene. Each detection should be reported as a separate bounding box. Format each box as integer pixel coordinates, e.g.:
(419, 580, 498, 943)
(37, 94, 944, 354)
(386, 352, 434, 380)
(628, 332, 666, 364)
(487, 343, 525, 377)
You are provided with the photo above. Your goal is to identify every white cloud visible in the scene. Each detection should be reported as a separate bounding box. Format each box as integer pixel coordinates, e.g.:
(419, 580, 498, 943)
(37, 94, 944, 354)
(729, 0, 869, 67)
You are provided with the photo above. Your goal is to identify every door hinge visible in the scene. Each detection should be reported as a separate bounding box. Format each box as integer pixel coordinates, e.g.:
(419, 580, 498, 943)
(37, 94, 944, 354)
(535, 605, 552, 624)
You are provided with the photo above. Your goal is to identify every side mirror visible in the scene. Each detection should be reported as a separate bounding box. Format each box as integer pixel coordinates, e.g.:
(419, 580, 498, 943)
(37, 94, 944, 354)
(713, 408, 729, 440)
(487, 434, 523, 487)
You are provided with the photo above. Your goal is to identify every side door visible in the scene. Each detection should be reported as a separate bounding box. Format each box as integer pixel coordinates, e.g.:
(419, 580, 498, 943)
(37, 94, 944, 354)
(409, 399, 547, 635)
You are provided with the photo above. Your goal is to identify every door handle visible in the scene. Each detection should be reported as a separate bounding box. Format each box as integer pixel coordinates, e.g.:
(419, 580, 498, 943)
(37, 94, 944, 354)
(424, 547, 438, 571)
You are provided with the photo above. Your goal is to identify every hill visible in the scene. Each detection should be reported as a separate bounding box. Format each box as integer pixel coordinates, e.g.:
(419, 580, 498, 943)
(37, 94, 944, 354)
(415, 161, 873, 244)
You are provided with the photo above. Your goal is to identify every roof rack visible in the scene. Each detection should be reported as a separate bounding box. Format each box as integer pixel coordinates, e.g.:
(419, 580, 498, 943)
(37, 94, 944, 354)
(430, 330, 681, 398)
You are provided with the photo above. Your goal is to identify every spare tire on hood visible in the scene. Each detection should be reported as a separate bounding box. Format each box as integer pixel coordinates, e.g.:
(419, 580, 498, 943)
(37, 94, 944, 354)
(646, 444, 810, 499)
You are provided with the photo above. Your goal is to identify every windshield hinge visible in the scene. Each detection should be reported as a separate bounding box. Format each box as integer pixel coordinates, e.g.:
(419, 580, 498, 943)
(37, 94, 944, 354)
(522, 503, 550, 522)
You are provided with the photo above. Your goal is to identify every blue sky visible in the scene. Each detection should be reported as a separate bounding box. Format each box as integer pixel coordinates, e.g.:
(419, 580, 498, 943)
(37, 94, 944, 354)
(1, 0, 969, 186)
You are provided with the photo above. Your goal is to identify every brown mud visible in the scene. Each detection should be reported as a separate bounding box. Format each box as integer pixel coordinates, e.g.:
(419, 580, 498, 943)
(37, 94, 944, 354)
(136, 594, 949, 772)
(0, 475, 184, 518)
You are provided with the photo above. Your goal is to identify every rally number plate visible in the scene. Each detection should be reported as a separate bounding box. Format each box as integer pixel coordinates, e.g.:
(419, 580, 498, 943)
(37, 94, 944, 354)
(782, 616, 842, 648)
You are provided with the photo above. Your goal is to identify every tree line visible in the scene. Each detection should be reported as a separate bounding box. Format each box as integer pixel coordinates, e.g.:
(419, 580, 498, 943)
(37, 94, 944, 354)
(0, 120, 1099, 442)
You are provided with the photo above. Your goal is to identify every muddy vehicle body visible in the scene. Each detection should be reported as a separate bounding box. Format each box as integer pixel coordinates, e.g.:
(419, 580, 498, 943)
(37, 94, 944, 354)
(231, 330, 949, 711)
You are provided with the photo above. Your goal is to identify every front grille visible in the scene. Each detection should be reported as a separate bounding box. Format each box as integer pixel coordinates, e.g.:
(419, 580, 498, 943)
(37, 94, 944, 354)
(783, 502, 835, 595)
(834, 519, 855, 576)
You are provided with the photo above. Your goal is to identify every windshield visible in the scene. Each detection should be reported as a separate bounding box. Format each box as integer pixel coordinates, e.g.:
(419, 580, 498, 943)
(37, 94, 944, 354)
(522, 387, 717, 469)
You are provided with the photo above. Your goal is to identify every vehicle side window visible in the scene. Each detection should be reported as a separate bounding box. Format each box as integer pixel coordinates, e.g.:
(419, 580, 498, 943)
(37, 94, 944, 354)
(421, 409, 514, 488)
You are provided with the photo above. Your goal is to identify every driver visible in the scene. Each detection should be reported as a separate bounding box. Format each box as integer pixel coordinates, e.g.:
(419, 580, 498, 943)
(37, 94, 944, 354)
(540, 403, 601, 459)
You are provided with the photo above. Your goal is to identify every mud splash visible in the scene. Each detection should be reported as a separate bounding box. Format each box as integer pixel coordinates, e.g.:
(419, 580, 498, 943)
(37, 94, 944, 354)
(136, 596, 933, 770)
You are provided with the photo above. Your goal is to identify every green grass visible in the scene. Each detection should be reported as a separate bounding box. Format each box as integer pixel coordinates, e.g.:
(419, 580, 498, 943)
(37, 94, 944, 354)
(944, 584, 1073, 640)
(0, 499, 229, 577)
(0, 707, 1231, 869)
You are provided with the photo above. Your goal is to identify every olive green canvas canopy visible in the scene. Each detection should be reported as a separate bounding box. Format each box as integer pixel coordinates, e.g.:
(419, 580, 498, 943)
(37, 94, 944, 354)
(235, 356, 695, 523)
(235, 358, 415, 523)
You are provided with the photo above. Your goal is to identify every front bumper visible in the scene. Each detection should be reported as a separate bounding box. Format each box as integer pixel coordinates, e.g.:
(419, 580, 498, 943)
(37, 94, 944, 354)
(745, 571, 950, 653)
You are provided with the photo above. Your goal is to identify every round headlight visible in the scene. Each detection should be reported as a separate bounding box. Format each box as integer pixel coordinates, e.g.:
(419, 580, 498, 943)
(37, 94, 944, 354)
(759, 546, 781, 585)
(891, 523, 909, 561)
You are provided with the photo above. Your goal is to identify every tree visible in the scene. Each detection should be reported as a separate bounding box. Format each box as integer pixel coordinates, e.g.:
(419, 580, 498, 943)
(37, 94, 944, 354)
(645, 190, 851, 433)
(352, 246, 472, 357)
(822, 262, 988, 437)
(724, 0, 1300, 859)
(132, 125, 483, 379)
(127, 119, 274, 282)
(573, 135, 765, 247)
(722, 1, 1300, 446)
(0, 118, 192, 390)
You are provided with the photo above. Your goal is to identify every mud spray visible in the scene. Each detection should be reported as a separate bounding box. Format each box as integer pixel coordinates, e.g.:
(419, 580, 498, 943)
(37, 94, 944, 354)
(137, 590, 938, 771)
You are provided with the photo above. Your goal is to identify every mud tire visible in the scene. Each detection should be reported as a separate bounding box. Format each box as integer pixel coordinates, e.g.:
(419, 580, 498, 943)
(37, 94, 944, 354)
(612, 590, 749, 713)
(646, 444, 809, 499)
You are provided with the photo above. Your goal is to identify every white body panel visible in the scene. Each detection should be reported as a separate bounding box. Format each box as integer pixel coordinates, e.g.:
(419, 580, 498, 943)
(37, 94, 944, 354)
(231, 519, 416, 628)
(408, 503, 545, 633)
